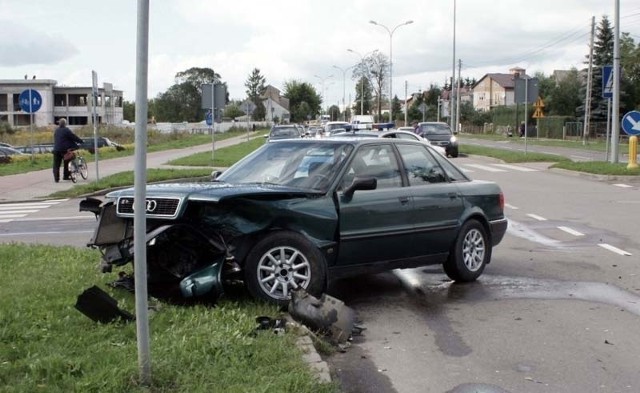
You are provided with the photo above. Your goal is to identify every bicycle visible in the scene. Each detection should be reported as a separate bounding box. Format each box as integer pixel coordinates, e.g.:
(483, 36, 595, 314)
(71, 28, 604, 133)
(66, 150, 88, 183)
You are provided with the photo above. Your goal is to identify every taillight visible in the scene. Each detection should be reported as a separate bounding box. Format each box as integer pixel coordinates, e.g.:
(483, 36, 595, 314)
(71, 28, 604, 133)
(499, 192, 505, 211)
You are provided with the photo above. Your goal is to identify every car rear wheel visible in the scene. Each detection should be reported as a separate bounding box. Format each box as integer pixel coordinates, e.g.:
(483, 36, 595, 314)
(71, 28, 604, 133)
(244, 231, 326, 305)
(443, 219, 489, 282)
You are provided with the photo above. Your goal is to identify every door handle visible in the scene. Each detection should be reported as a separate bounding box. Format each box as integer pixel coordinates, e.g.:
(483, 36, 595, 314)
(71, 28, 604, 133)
(448, 192, 458, 199)
(399, 196, 410, 205)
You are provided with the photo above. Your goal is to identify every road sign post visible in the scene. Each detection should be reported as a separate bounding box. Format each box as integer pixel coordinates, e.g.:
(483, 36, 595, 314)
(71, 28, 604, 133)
(621, 111, 640, 169)
(19, 89, 42, 161)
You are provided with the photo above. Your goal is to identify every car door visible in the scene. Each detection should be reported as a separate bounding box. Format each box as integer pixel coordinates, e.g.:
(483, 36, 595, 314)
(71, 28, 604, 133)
(396, 143, 465, 256)
(336, 143, 414, 266)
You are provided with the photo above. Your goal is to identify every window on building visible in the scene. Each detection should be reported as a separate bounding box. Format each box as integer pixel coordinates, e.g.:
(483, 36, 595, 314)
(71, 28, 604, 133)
(54, 94, 66, 106)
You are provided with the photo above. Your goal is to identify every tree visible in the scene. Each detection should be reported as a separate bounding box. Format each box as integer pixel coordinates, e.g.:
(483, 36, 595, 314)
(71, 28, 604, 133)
(283, 80, 321, 122)
(153, 67, 225, 122)
(549, 68, 582, 116)
(352, 76, 373, 115)
(328, 105, 340, 121)
(620, 33, 640, 112)
(123, 100, 135, 121)
(578, 16, 613, 122)
(224, 103, 245, 120)
(391, 96, 402, 122)
(364, 51, 389, 118)
(152, 82, 201, 122)
(245, 68, 267, 120)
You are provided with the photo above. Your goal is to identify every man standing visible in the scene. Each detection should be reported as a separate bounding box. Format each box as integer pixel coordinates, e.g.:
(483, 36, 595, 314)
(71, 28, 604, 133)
(52, 118, 83, 182)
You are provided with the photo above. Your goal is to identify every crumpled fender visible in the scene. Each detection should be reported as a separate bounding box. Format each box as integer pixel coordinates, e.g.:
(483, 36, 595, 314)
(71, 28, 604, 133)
(179, 260, 225, 298)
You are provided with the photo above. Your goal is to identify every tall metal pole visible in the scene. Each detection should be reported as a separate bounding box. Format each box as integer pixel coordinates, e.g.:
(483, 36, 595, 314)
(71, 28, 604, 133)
(455, 59, 462, 133)
(333, 65, 355, 121)
(450, 0, 457, 133)
(133, 0, 151, 386)
(404, 80, 408, 125)
(583, 16, 595, 146)
(347, 49, 367, 115)
(369, 20, 413, 121)
(611, 0, 620, 163)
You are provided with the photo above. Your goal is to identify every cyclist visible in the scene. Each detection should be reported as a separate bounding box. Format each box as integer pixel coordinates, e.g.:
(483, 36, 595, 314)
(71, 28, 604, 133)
(52, 118, 83, 182)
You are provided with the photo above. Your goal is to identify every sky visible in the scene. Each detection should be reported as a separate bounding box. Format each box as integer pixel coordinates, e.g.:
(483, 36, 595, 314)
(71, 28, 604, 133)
(1, 0, 639, 110)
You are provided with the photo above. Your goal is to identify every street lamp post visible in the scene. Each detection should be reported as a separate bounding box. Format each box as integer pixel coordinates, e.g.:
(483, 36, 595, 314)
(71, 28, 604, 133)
(314, 74, 333, 116)
(369, 19, 413, 121)
(347, 48, 375, 116)
(332, 64, 355, 121)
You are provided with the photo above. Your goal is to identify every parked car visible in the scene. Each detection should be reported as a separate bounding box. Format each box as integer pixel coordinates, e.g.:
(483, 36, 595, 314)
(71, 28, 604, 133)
(0, 142, 14, 148)
(416, 122, 459, 157)
(324, 121, 352, 135)
(265, 125, 304, 141)
(14, 144, 54, 154)
(81, 138, 507, 305)
(0, 146, 26, 156)
(81, 137, 124, 153)
(332, 129, 448, 156)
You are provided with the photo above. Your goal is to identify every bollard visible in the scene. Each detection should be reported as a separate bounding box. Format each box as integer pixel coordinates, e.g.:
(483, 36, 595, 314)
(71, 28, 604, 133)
(628, 136, 638, 169)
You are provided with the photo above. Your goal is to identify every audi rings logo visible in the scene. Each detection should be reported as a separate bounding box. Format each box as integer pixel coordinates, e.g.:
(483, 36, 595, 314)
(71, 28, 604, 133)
(131, 199, 157, 213)
(145, 199, 158, 213)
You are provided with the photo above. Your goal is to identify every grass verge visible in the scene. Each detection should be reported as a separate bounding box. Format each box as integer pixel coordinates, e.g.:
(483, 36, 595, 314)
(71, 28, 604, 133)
(460, 144, 571, 163)
(0, 244, 337, 392)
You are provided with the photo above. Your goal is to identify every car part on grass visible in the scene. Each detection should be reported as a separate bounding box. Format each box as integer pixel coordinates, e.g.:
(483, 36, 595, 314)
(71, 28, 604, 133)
(75, 285, 134, 323)
(288, 288, 358, 345)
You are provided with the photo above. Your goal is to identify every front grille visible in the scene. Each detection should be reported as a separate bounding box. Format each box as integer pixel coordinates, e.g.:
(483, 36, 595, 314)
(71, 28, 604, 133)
(116, 197, 182, 218)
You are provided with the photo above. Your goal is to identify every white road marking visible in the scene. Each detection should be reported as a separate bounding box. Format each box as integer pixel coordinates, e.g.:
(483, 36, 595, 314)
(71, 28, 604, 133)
(613, 184, 633, 188)
(526, 213, 547, 221)
(598, 243, 632, 256)
(0, 230, 95, 237)
(463, 164, 508, 172)
(505, 203, 519, 210)
(493, 164, 538, 172)
(558, 226, 584, 236)
(0, 200, 69, 224)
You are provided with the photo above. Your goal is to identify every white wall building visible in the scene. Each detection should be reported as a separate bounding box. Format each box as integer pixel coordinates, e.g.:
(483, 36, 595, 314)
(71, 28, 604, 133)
(0, 78, 123, 127)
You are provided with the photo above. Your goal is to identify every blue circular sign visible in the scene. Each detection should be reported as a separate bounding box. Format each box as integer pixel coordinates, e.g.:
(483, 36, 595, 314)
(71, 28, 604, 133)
(19, 89, 42, 113)
(205, 111, 213, 126)
(621, 110, 640, 136)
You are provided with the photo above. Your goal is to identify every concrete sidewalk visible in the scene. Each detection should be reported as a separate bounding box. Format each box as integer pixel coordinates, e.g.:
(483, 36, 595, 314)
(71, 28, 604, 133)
(0, 133, 258, 203)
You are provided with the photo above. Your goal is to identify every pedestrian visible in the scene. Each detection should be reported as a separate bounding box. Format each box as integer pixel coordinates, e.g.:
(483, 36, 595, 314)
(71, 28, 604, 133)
(519, 121, 525, 137)
(52, 118, 83, 182)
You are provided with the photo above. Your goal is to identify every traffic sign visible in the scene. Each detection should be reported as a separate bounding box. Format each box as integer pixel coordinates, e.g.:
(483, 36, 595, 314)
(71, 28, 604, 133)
(621, 110, 640, 136)
(532, 97, 545, 118)
(19, 89, 42, 113)
(205, 110, 213, 126)
(602, 65, 613, 98)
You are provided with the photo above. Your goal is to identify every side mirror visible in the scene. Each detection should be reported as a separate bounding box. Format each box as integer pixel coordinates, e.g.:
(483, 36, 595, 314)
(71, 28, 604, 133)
(210, 170, 223, 181)
(343, 176, 377, 199)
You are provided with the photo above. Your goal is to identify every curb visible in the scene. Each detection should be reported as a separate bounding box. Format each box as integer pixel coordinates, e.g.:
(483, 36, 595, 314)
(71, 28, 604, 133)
(296, 335, 332, 384)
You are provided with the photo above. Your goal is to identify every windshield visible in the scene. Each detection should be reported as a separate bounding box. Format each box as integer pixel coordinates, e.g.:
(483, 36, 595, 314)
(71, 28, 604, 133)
(218, 141, 354, 192)
(418, 123, 452, 136)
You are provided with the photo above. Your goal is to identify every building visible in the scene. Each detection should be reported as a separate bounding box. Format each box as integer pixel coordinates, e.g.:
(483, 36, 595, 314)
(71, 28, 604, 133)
(0, 78, 123, 127)
(472, 67, 529, 112)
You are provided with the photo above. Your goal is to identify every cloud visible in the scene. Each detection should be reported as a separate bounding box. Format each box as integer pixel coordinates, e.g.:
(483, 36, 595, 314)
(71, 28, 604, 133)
(0, 21, 78, 66)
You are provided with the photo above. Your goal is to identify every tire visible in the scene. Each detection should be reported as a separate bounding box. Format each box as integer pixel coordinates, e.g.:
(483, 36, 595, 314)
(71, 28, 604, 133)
(443, 219, 490, 282)
(244, 231, 326, 305)
(78, 157, 88, 179)
(68, 162, 77, 183)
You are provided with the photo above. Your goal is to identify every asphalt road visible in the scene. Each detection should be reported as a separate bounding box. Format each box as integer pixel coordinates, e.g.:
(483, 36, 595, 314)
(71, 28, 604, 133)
(323, 154, 640, 393)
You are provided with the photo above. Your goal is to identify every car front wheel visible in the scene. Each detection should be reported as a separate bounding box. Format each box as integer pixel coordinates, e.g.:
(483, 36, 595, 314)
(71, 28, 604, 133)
(443, 219, 489, 282)
(244, 231, 326, 305)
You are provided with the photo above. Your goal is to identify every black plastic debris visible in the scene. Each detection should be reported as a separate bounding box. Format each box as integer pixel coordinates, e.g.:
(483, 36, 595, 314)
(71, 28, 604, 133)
(75, 286, 134, 323)
(255, 316, 287, 335)
(288, 289, 359, 345)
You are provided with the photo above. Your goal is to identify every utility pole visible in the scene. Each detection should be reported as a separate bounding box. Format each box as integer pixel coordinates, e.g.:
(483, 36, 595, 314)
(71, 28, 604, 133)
(611, 0, 621, 163)
(455, 59, 462, 133)
(450, 0, 457, 133)
(583, 16, 595, 146)
(404, 80, 408, 125)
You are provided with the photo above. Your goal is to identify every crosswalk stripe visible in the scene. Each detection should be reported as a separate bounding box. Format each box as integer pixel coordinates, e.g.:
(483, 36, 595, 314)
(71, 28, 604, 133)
(492, 164, 538, 172)
(463, 164, 508, 172)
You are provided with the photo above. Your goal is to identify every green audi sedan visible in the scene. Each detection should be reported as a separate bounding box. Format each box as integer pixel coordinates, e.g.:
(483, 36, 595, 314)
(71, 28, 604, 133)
(83, 137, 507, 305)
